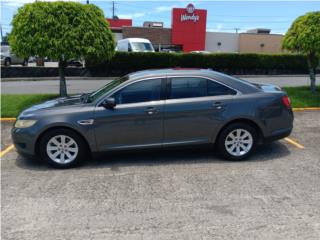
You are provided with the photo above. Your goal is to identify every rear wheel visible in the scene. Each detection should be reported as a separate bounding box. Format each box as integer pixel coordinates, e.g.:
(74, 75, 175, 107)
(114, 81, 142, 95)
(217, 123, 258, 160)
(39, 129, 87, 168)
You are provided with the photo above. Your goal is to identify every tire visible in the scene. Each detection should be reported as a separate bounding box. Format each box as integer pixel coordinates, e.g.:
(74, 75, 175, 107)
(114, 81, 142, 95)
(39, 128, 88, 168)
(217, 123, 258, 160)
(4, 58, 11, 66)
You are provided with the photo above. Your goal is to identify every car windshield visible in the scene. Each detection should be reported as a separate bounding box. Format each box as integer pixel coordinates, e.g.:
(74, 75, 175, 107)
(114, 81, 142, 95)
(131, 42, 153, 52)
(88, 75, 129, 102)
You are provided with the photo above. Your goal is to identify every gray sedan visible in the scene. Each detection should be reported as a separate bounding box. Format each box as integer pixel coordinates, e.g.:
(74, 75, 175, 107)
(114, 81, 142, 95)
(12, 69, 293, 168)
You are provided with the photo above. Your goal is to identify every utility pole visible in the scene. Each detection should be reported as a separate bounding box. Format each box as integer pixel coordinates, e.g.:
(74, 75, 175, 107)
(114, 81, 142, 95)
(234, 28, 240, 34)
(112, 1, 115, 19)
(0, 24, 3, 42)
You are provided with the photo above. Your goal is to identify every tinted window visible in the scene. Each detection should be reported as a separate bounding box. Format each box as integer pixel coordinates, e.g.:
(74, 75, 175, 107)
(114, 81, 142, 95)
(169, 78, 206, 99)
(207, 80, 237, 96)
(113, 79, 162, 104)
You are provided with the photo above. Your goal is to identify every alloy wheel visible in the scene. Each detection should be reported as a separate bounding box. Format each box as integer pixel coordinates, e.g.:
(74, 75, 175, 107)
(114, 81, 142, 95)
(224, 129, 253, 157)
(46, 135, 79, 164)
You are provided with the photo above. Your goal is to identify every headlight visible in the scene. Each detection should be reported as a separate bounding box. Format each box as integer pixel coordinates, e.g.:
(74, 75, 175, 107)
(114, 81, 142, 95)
(14, 120, 37, 128)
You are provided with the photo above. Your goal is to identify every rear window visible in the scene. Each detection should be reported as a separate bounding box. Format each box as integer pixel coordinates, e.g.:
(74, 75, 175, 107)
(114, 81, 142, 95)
(208, 80, 237, 96)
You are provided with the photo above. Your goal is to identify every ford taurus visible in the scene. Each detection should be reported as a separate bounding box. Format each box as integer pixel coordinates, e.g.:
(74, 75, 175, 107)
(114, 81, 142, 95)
(12, 69, 293, 168)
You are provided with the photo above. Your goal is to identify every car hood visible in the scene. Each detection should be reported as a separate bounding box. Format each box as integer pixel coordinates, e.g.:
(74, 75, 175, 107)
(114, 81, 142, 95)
(20, 95, 84, 116)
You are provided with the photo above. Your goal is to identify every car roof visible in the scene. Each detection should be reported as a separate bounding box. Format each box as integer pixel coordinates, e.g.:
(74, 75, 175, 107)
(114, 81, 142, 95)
(129, 68, 214, 78)
(127, 68, 259, 94)
(118, 38, 151, 43)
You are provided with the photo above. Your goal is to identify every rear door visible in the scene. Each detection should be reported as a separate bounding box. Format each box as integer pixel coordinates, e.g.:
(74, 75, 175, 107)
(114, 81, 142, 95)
(163, 76, 237, 146)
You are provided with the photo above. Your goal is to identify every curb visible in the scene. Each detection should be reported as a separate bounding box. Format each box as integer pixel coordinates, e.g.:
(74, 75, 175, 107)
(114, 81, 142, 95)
(292, 107, 320, 111)
(1, 77, 115, 82)
(1, 118, 16, 121)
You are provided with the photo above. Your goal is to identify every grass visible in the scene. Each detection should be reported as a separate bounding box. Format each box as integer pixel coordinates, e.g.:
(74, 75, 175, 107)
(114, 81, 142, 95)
(283, 86, 320, 108)
(1, 94, 57, 118)
(0, 86, 319, 117)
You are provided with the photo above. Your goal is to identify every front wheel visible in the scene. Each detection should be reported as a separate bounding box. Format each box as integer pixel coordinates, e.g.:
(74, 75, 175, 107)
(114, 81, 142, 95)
(217, 123, 258, 160)
(39, 129, 88, 168)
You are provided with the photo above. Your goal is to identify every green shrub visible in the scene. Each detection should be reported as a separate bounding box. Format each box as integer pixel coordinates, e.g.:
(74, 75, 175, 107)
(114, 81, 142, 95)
(87, 52, 309, 76)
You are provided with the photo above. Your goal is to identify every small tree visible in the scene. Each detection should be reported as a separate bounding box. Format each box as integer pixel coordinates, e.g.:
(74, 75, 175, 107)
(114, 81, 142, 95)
(9, 2, 115, 97)
(282, 11, 320, 93)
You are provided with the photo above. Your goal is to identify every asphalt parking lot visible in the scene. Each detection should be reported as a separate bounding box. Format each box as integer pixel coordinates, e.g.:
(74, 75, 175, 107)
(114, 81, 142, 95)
(1, 111, 320, 240)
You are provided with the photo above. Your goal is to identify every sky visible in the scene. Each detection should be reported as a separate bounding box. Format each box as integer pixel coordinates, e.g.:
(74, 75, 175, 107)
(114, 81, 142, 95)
(1, 0, 320, 36)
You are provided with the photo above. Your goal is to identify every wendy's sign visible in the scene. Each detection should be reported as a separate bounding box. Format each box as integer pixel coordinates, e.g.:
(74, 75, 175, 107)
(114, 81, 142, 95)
(172, 4, 207, 52)
(181, 4, 200, 22)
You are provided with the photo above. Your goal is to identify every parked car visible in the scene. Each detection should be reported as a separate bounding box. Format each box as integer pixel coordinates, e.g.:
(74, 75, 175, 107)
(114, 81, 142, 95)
(190, 51, 211, 54)
(116, 38, 155, 52)
(67, 59, 83, 67)
(1, 44, 28, 66)
(12, 68, 293, 168)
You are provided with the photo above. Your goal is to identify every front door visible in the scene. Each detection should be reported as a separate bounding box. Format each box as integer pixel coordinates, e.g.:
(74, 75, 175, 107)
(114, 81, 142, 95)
(94, 78, 165, 151)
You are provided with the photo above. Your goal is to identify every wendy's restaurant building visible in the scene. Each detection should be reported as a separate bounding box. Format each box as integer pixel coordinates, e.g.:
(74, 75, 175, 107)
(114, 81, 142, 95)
(107, 4, 284, 54)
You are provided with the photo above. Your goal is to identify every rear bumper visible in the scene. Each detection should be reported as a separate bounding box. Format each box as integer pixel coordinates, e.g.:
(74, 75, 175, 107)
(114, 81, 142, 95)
(263, 127, 292, 143)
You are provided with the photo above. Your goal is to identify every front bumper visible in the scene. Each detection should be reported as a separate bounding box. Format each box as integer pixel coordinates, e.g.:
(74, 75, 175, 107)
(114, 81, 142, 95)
(11, 127, 37, 157)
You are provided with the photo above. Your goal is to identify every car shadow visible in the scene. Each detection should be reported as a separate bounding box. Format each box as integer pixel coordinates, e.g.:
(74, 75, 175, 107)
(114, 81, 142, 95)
(15, 141, 291, 171)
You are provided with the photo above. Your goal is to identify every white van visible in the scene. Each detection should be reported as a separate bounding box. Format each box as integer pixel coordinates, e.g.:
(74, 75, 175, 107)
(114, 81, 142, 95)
(1, 43, 28, 66)
(116, 38, 155, 52)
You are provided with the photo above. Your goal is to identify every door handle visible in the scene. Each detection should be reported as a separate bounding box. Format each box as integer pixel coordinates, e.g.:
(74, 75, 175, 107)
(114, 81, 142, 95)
(212, 102, 224, 110)
(145, 107, 158, 115)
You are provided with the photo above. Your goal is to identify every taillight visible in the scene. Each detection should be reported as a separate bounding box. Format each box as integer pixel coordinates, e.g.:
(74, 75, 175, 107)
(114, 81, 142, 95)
(282, 95, 291, 108)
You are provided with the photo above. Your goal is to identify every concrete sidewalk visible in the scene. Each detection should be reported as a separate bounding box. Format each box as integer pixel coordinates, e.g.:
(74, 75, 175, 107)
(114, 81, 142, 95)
(1, 75, 317, 94)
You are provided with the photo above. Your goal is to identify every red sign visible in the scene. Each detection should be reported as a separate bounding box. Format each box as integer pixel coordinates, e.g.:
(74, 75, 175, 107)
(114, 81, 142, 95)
(106, 18, 132, 30)
(171, 4, 207, 52)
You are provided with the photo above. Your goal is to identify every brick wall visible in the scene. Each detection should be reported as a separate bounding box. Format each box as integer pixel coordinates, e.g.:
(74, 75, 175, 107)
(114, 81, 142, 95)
(122, 27, 172, 45)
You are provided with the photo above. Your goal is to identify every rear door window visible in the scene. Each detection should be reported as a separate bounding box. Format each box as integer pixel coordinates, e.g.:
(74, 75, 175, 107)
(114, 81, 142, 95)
(169, 77, 207, 99)
(168, 77, 236, 99)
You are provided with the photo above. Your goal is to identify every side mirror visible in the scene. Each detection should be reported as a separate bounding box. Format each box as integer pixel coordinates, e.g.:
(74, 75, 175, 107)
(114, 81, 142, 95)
(101, 97, 116, 109)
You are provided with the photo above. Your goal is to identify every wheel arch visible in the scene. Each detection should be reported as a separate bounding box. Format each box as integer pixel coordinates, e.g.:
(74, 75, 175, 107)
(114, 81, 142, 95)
(34, 126, 91, 157)
(214, 118, 264, 144)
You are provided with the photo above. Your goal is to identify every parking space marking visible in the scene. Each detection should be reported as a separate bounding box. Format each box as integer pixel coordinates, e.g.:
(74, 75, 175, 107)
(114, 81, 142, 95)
(0, 144, 15, 158)
(284, 137, 305, 149)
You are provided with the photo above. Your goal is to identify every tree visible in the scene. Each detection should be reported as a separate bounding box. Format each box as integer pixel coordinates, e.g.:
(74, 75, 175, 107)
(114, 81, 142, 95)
(9, 2, 115, 97)
(282, 11, 320, 93)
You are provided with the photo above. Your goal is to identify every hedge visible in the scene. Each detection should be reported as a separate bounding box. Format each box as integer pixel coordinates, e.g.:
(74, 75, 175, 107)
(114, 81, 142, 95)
(87, 52, 309, 76)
